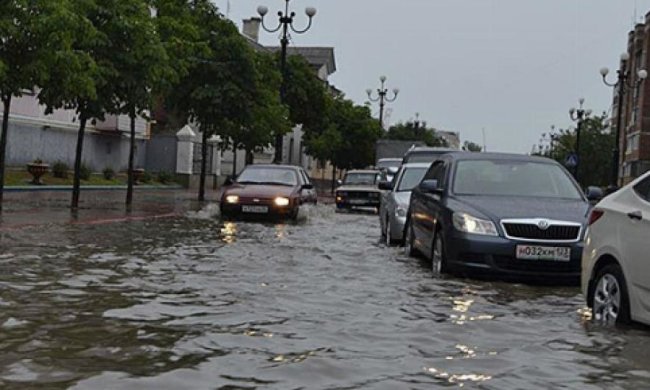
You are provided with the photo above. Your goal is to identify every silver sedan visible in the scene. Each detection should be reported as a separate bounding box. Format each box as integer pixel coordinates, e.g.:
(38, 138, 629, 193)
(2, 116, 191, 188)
(379, 163, 430, 245)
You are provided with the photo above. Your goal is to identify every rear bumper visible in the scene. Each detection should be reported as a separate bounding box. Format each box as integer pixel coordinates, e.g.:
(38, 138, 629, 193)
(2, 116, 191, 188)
(445, 231, 583, 285)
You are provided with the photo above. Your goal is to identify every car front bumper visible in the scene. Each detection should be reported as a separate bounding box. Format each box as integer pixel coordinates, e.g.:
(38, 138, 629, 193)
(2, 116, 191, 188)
(220, 202, 297, 219)
(445, 231, 583, 284)
(389, 215, 407, 241)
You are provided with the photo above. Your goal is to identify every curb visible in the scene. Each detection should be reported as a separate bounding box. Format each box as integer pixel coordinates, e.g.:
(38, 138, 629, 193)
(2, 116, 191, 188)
(4, 184, 184, 192)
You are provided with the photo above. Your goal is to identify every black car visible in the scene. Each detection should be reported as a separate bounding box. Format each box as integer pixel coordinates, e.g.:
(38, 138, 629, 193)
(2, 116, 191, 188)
(403, 153, 600, 284)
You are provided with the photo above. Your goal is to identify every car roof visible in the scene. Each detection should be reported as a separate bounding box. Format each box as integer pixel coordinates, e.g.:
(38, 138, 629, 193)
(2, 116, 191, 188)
(245, 164, 303, 171)
(406, 146, 458, 153)
(347, 169, 380, 174)
(377, 158, 403, 162)
(446, 152, 558, 164)
(400, 162, 432, 169)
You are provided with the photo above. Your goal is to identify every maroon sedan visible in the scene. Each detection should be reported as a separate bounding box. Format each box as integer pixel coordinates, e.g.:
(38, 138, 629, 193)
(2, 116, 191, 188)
(220, 164, 317, 220)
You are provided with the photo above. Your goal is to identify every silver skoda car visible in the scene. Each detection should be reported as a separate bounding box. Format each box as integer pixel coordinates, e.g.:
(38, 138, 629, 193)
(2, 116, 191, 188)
(379, 162, 430, 245)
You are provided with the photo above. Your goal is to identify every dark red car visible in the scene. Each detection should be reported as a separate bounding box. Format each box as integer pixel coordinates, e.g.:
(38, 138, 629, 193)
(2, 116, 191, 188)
(220, 164, 317, 220)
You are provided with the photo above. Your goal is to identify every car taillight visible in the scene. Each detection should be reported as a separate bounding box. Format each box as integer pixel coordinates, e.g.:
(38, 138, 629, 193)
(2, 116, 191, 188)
(588, 209, 604, 226)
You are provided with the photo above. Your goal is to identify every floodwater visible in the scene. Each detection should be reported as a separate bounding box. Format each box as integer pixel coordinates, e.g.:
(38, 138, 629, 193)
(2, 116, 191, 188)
(1, 202, 649, 389)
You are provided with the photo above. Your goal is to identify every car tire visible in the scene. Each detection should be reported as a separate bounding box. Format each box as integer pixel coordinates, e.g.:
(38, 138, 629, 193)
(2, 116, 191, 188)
(403, 219, 417, 257)
(431, 230, 448, 276)
(591, 263, 631, 326)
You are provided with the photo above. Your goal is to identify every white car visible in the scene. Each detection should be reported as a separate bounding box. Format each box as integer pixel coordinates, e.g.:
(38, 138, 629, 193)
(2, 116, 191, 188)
(582, 171, 650, 325)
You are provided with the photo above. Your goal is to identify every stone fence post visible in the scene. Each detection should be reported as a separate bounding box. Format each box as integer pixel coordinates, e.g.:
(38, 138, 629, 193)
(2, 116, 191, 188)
(176, 125, 196, 187)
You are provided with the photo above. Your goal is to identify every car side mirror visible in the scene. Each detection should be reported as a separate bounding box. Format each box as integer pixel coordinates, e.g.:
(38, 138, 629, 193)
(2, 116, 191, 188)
(224, 176, 235, 186)
(378, 181, 393, 190)
(336, 179, 343, 186)
(585, 186, 604, 202)
(302, 183, 314, 190)
(419, 179, 442, 194)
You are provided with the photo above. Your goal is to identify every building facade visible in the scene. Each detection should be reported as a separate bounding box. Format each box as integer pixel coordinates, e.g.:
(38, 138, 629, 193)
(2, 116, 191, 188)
(615, 13, 650, 184)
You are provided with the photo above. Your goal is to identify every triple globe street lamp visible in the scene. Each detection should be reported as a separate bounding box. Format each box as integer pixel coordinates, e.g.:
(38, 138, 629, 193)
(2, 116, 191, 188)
(257, 0, 316, 163)
(600, 52, 648, 188)
(367, 76, 399, 129)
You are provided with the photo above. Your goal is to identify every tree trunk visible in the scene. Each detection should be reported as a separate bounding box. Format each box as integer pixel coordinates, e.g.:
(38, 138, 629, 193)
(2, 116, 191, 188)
(126, 107, 136, 208)
(331, 164, 337, 194)
(245, 148, 254, 166)
(232, 142, 238, 178)
(71, 114, 88, 209)
(198, 127, 208, 201)
(0, 95, 12, 213)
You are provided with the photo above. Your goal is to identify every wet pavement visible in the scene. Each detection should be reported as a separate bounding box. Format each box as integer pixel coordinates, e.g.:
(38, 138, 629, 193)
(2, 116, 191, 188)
(0, 193, 650, 389)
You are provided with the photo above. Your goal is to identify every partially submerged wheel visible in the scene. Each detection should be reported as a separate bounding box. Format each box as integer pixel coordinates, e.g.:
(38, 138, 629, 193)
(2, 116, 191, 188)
(403, 220, 416, 257)
(591, 263, 631, 325)
(431, 232, 447, 276)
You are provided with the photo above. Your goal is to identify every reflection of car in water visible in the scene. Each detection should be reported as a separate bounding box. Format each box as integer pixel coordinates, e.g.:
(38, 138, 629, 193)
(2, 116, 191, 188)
(220, 164, 317, 220)
(335, 170, 383, 210)
(379, 163, 429, 245)
(583, 170, 650, 326)
(404, 153, 595, 284)
(376, 158, 402, 182)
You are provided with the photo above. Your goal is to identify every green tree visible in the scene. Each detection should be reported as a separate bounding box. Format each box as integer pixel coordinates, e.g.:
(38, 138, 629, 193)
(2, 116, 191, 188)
(109, 0, 170, 207)
(36, 0, 106, 210)
(385, 121, 448, 147)
(538, 113, 613, 187)
(0, 0, 55, 211)
(463, 141, 482, 152)
(283, 55, 330, 135)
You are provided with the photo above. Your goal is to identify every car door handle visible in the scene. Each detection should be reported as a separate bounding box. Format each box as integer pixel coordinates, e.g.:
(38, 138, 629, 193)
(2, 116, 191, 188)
(627, 210, 643, 221)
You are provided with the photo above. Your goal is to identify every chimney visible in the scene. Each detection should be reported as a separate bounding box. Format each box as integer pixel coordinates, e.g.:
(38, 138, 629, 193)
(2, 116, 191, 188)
(242, 17, 261, 42)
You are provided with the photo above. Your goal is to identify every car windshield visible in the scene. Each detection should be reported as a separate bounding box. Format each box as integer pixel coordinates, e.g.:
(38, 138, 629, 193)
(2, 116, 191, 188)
(453, 160, 582, 199)
(344, 172, 379, 185)
(377, 160, 401, 170)
(237, 167, 298, 186)
(397, 167, 428, 192)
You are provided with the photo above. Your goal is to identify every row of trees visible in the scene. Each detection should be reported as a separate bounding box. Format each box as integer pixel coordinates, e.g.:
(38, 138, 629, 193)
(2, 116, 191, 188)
(534, 113, 613, 187)
(0, 0, 383, 211)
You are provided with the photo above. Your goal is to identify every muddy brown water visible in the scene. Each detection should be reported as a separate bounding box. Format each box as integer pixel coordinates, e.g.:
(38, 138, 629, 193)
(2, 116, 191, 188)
(0, 204, 649, 389)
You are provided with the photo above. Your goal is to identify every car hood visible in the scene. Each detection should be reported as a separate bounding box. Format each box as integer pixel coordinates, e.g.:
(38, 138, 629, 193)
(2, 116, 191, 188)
(450, 195, 590, 223)
(224, 184, 295, 198)
(336, 185, 379, 192)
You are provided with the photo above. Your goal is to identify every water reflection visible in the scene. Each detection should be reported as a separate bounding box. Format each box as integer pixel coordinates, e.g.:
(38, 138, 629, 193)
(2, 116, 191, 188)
(0, 204, 649, 389)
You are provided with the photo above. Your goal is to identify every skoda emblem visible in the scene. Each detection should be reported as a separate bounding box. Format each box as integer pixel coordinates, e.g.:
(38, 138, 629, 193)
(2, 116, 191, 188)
(253, 198, 260, 203)
(537, 220, 550, 230)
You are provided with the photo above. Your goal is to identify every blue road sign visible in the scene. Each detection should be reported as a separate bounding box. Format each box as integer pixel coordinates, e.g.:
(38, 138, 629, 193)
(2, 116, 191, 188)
(565, 153, 578, 168)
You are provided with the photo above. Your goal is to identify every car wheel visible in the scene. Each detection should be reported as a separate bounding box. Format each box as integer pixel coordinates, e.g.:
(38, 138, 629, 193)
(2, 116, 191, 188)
(591, 264, 631, 325)
(431, 231, 448, 276)
(403, 219, 417, 257)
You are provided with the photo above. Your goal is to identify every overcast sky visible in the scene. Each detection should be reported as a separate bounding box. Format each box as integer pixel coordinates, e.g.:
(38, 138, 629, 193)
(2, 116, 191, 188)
(214, 0, 650, 153)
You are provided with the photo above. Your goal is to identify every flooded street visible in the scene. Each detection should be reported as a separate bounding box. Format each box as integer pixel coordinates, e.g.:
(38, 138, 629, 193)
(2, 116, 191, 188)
(1, 202, 650, 389)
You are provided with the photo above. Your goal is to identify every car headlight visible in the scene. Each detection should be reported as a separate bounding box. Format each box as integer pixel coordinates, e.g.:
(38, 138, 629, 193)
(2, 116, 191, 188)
(274, 197, 290, 207)
(452, 212, 498, 236)
(225, 195, 239, 204)
(395, 206, 407, 218)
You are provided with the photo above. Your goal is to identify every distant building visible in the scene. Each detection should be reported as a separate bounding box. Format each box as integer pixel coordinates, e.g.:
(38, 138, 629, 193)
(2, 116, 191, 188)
(437, 130, 461, 150)
(612, 12, 650, 184)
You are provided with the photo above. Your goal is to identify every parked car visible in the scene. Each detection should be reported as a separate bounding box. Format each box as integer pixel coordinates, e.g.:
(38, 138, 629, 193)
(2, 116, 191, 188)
(403, 153, 599, 283)
(376, 158, 403, 182)
(220, 164, 317, 220)
(379, 163, 430, 245)
(335, 170, 383, 210)
(582, 171, 650, 326)
(402, 146, 458, 164)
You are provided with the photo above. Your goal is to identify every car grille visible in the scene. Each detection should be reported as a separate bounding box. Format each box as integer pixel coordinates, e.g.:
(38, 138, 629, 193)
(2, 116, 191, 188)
(502, 222, 581, 241)
(342, 191, 379, 199)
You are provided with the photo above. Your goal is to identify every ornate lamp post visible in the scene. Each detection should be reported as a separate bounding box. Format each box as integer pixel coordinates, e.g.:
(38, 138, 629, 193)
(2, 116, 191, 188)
(257, 0, 316, 164)
(367, 76, 399, 129)
(568, 98, 592, 183)
(600, 52, 647, 188)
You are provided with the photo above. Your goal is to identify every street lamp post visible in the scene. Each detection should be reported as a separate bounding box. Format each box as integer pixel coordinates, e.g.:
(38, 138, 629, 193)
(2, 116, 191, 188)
(568, 98, 592, 183)
(257, 1, 316, 164)
(367, 76, 399, 129)
(600, 52, 648, 188)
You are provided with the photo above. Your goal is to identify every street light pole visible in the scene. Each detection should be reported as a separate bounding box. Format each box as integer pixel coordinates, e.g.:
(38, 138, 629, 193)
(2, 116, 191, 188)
(601, 52, 648, 189)
(569, 98, 592, 183)
(258, 1, 316, 164)
(367, 76, 399, 129)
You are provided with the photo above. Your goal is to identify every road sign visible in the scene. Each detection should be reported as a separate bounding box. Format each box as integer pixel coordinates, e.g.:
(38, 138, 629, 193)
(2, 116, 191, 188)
(565, 153, 579, 168)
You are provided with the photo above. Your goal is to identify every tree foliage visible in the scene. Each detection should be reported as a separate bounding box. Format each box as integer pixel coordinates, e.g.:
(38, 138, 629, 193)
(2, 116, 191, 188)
(536, 113, 613, 187)
(385, 121, 448, 147)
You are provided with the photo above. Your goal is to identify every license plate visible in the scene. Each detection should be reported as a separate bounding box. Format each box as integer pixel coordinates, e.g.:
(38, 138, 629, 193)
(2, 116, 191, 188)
(241, 205, 269, 213)
(349, 199, 367, 205)
(516, 245, 571, 262)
